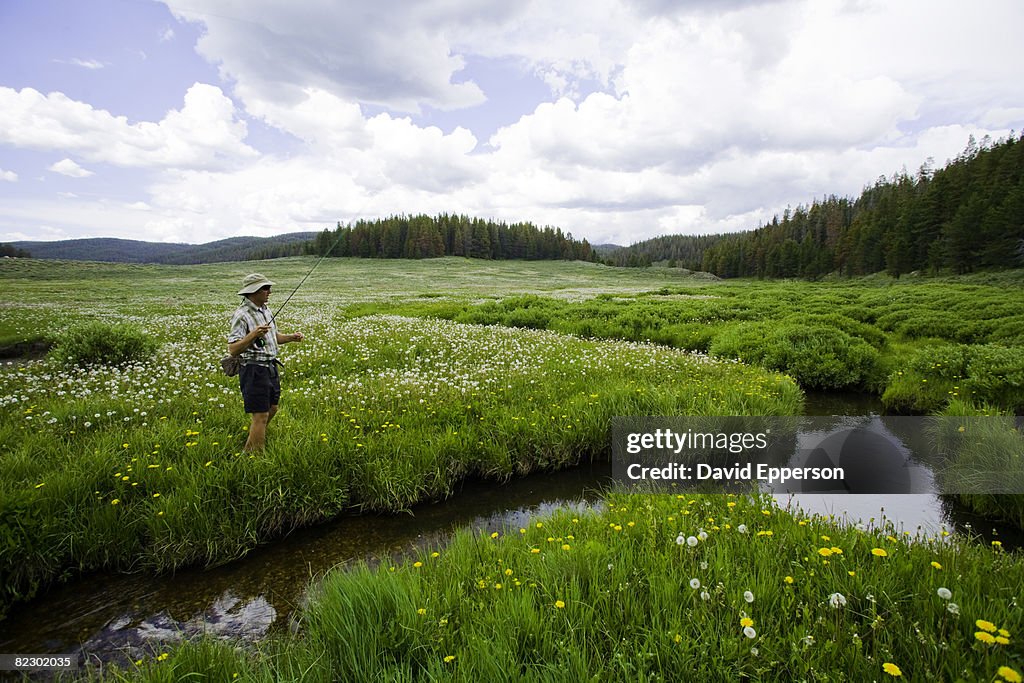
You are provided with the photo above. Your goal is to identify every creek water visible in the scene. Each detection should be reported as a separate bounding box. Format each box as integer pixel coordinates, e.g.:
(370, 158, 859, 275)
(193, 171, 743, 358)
(0, 392, 1019, 670)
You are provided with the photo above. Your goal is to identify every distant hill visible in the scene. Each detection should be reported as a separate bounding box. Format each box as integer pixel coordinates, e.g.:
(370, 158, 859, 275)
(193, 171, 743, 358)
(10, 233, 317, 265)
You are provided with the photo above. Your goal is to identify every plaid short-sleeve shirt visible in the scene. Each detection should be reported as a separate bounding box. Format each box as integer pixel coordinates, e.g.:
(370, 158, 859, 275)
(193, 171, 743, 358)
(228, 297, 279, 363)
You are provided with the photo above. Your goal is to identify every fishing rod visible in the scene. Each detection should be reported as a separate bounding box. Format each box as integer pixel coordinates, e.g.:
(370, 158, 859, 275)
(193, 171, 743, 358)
(268, 224, 351, 324)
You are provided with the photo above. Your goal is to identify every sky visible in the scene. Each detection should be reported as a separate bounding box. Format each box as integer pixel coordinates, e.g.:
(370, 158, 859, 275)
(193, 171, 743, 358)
(1, 0, 1022, 247)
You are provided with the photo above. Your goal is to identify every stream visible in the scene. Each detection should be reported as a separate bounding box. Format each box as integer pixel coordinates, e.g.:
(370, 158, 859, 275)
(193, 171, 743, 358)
(0, 392, 1020, 671)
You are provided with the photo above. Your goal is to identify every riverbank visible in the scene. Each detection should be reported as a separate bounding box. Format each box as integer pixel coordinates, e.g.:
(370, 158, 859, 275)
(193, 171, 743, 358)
(100, 491, 1024, 682)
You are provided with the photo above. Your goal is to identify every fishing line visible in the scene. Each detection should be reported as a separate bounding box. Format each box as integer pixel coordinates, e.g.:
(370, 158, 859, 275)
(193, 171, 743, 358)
(269, 221, 353, 323)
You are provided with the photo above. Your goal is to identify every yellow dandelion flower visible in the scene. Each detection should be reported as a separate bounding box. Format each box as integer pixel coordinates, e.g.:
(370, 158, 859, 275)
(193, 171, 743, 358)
(111, 498, 121, 505)
(432, 552, 440, 558)
(817, 547, 833, 557)
(531, 548, 541, 554)
(976, 619, 997, 633)
(417, 608, 427, 615)
(784, 576, 794, 584)
(995, 636, 1010, 645)
(882, 662, 902, 677)
(997, 666, 1021, 683)
(673, 633, 682, 643)
(740, 617, 754, 628)
(998, 628, 1010, 637)
(490, 532, 499, 539)
(443, 655, 456, 663)
(931, 561, 942, 570)
(871, 548, 888, 557)
(554, 600, 565, 609)
(975, 631, 996, 644)
(562, 544, 571, 551)
(413, 561, 423, 568)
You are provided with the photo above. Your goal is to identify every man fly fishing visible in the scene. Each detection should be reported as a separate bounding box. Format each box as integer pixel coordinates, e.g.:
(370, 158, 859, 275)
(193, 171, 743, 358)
(228, 273, 305, 452)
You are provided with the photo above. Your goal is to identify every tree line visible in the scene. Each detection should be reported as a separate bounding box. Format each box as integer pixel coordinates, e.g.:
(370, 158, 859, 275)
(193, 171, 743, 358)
(0, 244, 30, 258)
(306, 213, 596, 262)
(608, 133, 1024, 278)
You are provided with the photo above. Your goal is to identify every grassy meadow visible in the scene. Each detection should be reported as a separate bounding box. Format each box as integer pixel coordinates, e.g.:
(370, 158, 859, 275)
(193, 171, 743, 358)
(0, 256, 1022, 681)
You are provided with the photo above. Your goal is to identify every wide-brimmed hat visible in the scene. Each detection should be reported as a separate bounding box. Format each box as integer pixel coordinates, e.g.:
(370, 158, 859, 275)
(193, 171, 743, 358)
(238, 273, 275, 295)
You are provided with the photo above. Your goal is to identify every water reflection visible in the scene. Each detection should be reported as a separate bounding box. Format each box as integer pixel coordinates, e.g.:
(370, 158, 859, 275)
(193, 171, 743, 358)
(0, 463, 611, 669)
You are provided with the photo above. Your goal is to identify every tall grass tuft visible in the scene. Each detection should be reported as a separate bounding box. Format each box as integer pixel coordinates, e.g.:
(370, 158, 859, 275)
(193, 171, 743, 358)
(50, 321, 158, 367)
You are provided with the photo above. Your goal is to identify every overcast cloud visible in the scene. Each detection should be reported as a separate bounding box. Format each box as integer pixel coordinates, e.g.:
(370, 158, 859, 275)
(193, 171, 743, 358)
(1, 0, 1021, 246)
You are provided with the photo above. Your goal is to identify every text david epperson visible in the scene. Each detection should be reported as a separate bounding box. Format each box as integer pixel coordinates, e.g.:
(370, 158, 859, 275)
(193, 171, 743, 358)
(623, 428, 844, 485)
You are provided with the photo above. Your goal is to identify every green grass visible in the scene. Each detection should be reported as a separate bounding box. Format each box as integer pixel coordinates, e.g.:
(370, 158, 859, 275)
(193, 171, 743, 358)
(0, 260, 802, 617)
(2, 258, 1023, 681)
(96, 492, 1024, 682)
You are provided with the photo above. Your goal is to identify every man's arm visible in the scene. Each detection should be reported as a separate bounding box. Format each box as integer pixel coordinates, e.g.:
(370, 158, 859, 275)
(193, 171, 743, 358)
(228, 324, 271, 356)
(276, 331, 304, 344)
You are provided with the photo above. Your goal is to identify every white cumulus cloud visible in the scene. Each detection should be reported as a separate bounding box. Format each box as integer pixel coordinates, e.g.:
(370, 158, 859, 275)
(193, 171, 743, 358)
(6, 0, 1022, 246)
(0, 83, 256, 170)
(49, 158, 93, 178)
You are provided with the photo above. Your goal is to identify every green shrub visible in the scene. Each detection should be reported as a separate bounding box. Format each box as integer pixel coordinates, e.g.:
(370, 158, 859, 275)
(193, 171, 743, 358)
(710, 322, 878, 390)
(880, 344, 968, 413)
(707, 322, 772, 365)
(662, 323, 716, 352)
(50, 320, 158, 367)
(988, 315, 1024, 345)
(879, 343, 1024, 414)
(892, 311, 961, 341)
(505, 307, 552, 330)
(963, 344, 1024, 411)
(779, 312, 887, 348)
